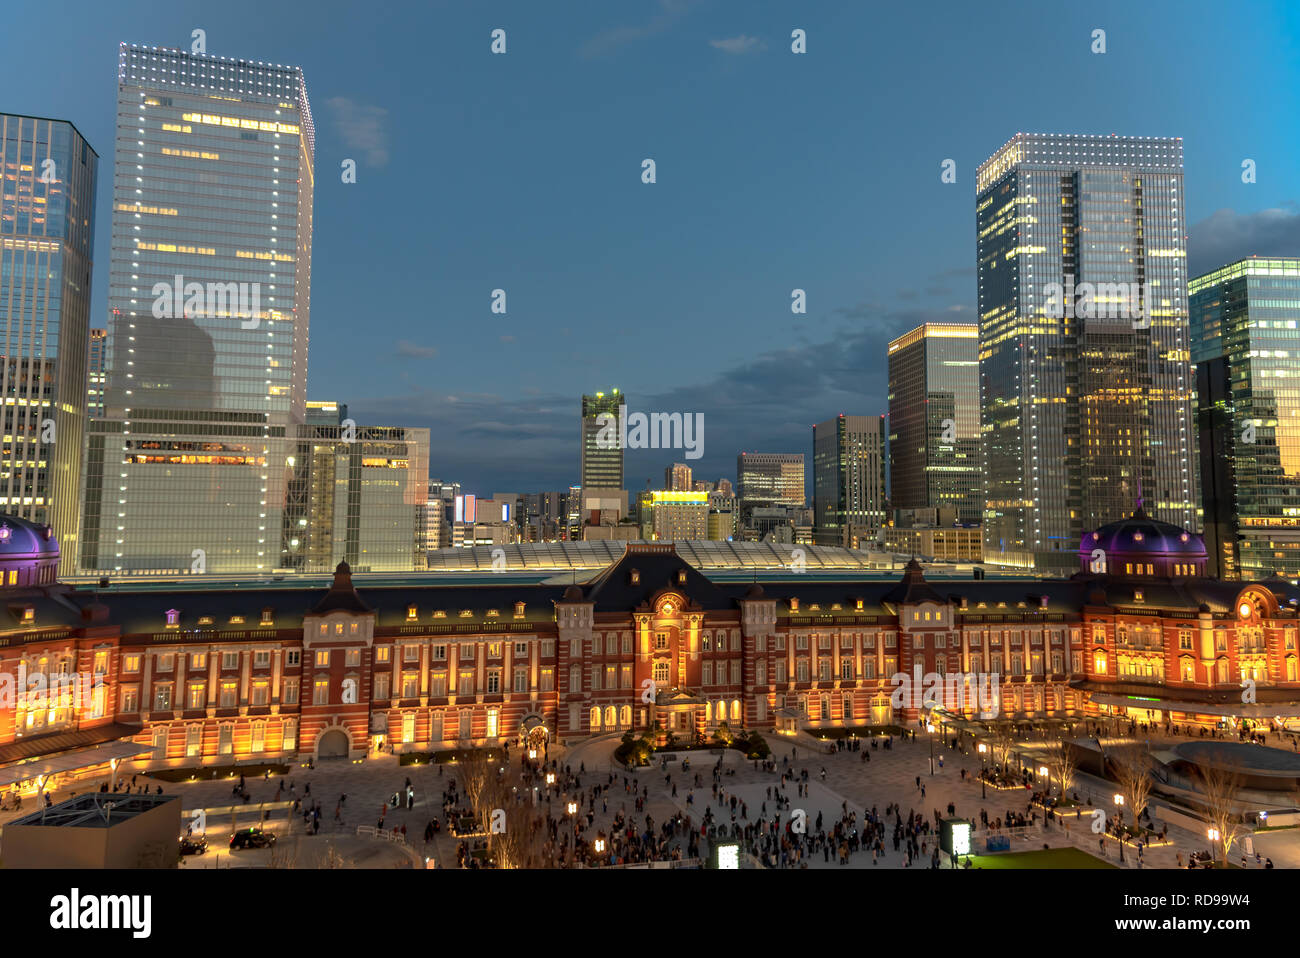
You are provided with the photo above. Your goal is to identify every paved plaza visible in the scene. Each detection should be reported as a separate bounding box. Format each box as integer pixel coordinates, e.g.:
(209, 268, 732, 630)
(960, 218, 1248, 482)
(2, 724, 1297, 869)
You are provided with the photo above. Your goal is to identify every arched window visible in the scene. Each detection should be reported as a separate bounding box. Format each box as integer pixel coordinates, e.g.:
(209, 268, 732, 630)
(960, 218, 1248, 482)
(589, 707, 601, 731)
(619, 705, 631, 728)
(731, 700, 741, 722)
(603, 706, 616, 729)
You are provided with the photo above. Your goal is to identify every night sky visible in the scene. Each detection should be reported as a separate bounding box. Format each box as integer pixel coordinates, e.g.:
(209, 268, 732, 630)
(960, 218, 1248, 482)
(8, 0, 1300, 493)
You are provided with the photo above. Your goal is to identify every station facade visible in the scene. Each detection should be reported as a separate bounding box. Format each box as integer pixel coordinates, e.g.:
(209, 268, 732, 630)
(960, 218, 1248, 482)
(1, 511, 1299, 790)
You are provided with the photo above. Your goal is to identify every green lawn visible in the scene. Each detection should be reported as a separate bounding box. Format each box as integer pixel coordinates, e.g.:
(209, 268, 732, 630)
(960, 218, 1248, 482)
(962, 847, 1117, 869)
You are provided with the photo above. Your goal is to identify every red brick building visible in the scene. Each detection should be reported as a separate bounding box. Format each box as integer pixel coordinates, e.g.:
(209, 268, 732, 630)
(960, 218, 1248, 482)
(1, 513, 1299, 795)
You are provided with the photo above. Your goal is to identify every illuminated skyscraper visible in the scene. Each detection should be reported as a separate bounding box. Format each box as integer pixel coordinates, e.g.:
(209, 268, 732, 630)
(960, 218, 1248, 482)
(87, 327, 107, 419)
(81, 44, 314, 574)
(665, 462, 692, 491)
(887, 323, 981, 523)
(812, 415, 887, 546)
(580, 389, 624, 491)
(1191, 257, 1300, 578)
(737, 453, 805, 528)
(0, 114, 98, 571)
(976, 133, 1198, 571)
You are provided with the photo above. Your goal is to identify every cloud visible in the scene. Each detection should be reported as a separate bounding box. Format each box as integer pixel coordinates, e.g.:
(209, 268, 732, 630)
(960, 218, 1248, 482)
(347, 298, 971, 493)
(396, 340, 436, 359)
(709, 35, 766, 55)
(1188, 203, 1300, 276)
(325, 96, 390, 167)
(581, 0, 694, 58)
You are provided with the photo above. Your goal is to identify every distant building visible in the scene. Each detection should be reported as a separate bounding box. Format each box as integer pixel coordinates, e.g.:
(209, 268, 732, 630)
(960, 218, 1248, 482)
(581, 390, 624, 491)
(887, 323, 981, 524)
(716, 478, 733, 497)
(813, 415, 888, 546)
(1191, 257, 1300, 579)
(737, 453, 804, 536)
(641, 491, 708, 541)
(665, 463, 693, 491)
(884, 525, 983, 563)
(285, 423, 430, 573)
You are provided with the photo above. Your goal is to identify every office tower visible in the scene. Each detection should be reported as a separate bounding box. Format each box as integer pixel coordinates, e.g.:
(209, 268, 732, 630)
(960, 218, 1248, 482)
(665, 462, 692, 492)
(887, 323, 981, 524)
(976, 133, 1197, 571)
(737, 453, 805, 511)
(87, 328, 108, 419)
(0, 115, 98, 571)
(305, 399, 348, 427)
(715, 478, 733, 496)
(641, 491, 708, 541)
(1191, 257, 1300, 579)
(812, 415, 888, 546)
(81, 44, 315, 574)
(283, 421, 429, 572)
(580, 389, 624, 491)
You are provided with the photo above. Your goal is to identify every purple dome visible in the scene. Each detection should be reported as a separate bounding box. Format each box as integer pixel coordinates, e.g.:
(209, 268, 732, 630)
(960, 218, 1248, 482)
(0, 516, 58, 558)
(1078, 508, 1206, 578)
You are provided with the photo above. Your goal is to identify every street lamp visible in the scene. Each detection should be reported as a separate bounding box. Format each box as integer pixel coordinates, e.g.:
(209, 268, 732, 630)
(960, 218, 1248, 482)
(1114, 794, 1125, 863)
(977, 743, 988, 798)
(1208, 826, 1220, 864)
(926, 722, 935, 776)
(566, 800, 578, 817)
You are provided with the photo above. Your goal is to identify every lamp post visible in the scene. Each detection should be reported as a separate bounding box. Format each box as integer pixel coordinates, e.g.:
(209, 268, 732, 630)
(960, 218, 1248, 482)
(1208, 827, 1220, 866)
(1114, 794, 1125, 863)
(978, 743, 987, 799)
(927, 721, 935, 776)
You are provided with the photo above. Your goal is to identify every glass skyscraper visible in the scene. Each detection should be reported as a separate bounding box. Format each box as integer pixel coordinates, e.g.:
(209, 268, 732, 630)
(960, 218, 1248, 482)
(976, 133, 1198, 571)
(580, 389, 624, 491)
(1191, 257, 1300, 579)
(812, 415, 887, 546)
(0, 114, 98, 571)
(81, 44, 314, 574)
(886, 323, 981, 524)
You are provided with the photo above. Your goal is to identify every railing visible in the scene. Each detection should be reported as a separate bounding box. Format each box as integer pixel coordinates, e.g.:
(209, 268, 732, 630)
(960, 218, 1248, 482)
(356, 824, 410, 847)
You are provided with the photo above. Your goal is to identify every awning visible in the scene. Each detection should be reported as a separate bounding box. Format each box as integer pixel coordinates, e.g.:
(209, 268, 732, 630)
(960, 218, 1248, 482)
(1087, 692, 1300, 718)
(0, 740, 155, 789)
(0, 722, 140, 765)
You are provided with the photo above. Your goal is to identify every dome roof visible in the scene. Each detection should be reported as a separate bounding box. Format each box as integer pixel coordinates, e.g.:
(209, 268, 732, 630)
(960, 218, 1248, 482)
(0, 516, 59, 558)
(1079, 507, 1205, 561)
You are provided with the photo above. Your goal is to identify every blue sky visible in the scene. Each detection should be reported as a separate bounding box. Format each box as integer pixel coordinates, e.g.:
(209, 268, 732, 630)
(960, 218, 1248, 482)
(8, 0, 1300, 494)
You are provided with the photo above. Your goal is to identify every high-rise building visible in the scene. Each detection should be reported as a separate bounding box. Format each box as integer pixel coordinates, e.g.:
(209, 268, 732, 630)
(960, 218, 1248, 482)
(81, 44, 315, 574)
(976, 133, 1198, 571)
(641, 491, 708, 541)
(284, 422, 429, 572)
(715, 478, 733, 496)
(887, 324, 981, 524)
(0, 115, 98, 571)
(665, 462, 692, 492)
(812, 415, 887, 546)
(1191, 257, 1300, 579)
(87, 328, 108, 420)
(737, 453, 805, 517)
(580, 389, 624, 491)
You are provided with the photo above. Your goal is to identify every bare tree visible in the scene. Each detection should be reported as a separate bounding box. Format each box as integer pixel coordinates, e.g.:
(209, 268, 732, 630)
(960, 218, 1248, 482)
(1048, 741, 1078, 798)
(458, 751, 497, 834)
(1197, 764, 1245, 867)
(990, 725, 1017, 777)
(1109, 744, 1154, 833)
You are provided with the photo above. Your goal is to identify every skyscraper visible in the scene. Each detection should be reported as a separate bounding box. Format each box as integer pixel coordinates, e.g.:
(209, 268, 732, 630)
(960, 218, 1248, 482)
(580, 389, 624, 490)
(87, 328, 107, 419)
(812, 415, 887, 546)
(736, 453, 805, 525)
(1191, 257, 1300, 579)
(81, 44, 314, 574)
(976, 133, 1197, 571)
(0, 114, 98, 571)
(887, 323, 981, 523)
(665, 462, 692, 491)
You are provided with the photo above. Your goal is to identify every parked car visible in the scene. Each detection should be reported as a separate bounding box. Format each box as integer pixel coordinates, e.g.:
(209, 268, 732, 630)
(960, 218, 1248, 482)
(229, 827, 276, 850)
(179, 835, 208, 856)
